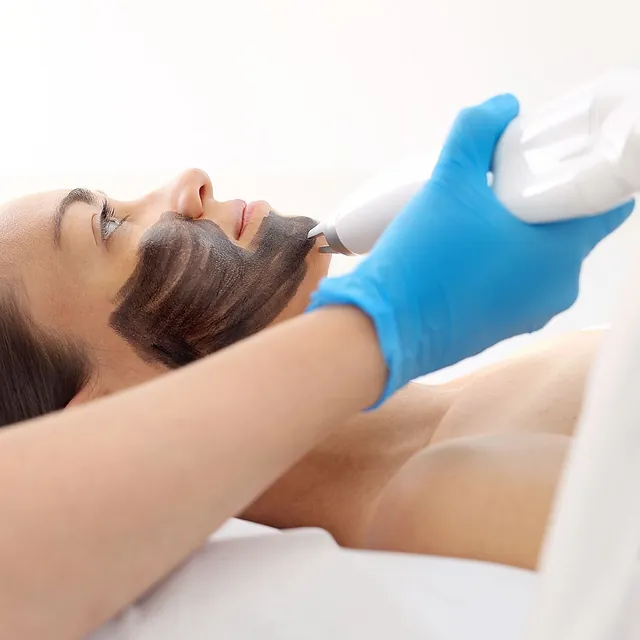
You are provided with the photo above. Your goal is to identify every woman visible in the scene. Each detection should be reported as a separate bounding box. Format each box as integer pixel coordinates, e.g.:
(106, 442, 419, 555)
(0, 157, 598, 570)
(0, 143, 607, 573)
(0, 95, 631, 639)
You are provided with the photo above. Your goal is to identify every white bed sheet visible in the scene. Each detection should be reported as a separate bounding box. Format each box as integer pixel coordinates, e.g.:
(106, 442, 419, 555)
(90, 519, 535, 640)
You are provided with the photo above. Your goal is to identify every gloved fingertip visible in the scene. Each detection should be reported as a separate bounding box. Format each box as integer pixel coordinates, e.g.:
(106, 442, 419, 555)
(482, 93, 520, 119)
(468, 94, 521, 173)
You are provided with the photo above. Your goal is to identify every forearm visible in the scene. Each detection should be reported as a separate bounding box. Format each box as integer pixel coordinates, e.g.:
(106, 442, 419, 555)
(0, 306, 385, 640)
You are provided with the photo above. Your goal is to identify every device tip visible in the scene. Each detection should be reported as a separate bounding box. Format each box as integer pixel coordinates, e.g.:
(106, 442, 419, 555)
(307, 222, 325, 239)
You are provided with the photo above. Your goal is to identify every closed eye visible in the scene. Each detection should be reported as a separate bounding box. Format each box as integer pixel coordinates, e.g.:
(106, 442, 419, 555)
(99, 199, 123, 242)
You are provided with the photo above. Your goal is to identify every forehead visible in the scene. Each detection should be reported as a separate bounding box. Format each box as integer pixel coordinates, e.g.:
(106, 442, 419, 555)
(0, 190, 71, 287)
(0, 189, 68, 240)
(0, 188, 111, 337)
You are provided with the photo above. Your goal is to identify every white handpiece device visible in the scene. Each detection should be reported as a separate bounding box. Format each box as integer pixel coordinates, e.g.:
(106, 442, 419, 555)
(308, 69, 640, 255)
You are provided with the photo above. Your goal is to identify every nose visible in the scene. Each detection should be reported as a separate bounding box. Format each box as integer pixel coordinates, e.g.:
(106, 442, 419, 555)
(164, 168, 214, 220)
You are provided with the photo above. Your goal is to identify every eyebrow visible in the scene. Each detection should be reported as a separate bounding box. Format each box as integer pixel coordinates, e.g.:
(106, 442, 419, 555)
(53, 188, 97, 248)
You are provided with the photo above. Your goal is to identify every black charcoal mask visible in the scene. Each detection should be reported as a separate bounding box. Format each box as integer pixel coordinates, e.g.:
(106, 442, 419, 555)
(109, 211, 317, 368)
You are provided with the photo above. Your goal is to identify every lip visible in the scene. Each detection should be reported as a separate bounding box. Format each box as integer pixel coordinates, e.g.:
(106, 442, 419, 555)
(238, 201, 265, 240)
(235, 201, 248, 240)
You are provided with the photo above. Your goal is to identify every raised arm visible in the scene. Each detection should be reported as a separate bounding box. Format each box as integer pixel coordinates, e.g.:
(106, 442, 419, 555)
(0, 307, 384, 640)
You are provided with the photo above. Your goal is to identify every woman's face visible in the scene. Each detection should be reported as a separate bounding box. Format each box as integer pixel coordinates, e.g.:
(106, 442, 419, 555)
(0, 169, 330, 402)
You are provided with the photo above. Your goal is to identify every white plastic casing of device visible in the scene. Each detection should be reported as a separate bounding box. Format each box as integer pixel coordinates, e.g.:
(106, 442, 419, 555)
(309, 69, 640, 255)
(493, 68, 640, 222)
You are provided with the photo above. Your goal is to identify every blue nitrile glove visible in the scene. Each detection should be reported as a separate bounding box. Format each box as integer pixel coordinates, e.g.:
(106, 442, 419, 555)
(307, 94, 635, 406)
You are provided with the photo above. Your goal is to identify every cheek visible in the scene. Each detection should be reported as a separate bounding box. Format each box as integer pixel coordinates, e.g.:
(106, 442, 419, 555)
(55, 252, 137, 344)
(88, 240, 140, 304)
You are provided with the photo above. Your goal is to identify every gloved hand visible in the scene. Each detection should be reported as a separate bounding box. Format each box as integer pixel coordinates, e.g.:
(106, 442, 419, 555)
(307, 94, 635, 406)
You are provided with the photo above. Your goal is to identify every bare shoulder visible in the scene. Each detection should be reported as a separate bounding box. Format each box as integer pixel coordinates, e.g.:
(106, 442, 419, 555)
(432, 329, 606, 442)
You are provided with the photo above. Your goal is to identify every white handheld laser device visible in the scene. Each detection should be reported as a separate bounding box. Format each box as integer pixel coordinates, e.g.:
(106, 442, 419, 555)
(309, 69, 640, 255)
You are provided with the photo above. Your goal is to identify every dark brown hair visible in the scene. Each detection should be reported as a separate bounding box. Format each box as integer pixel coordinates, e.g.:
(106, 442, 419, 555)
(0, 285, 91, 427)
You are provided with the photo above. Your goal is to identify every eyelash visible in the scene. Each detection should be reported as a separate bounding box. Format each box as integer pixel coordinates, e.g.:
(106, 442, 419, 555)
(99, 200, 122, 241)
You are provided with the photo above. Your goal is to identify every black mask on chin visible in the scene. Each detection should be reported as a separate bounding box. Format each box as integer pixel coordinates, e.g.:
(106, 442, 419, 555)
(109, 211, 317, 368)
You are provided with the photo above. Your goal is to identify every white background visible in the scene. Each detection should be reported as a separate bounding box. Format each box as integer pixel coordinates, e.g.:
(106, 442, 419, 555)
(1, 0, 639, 379)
